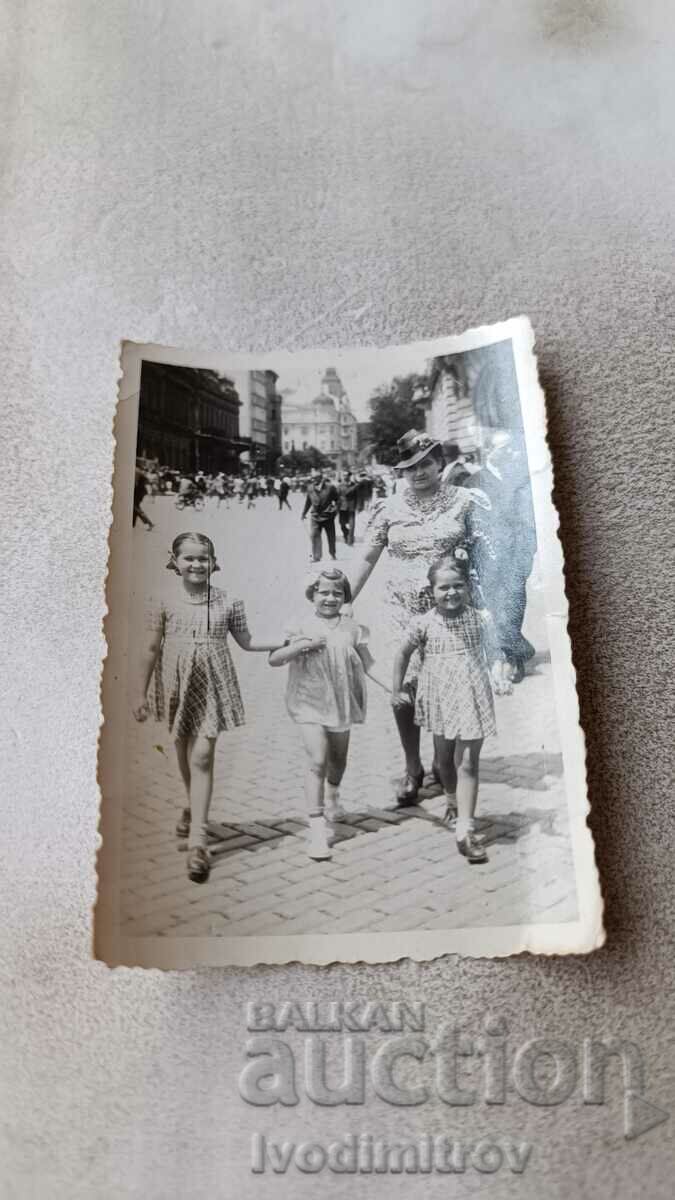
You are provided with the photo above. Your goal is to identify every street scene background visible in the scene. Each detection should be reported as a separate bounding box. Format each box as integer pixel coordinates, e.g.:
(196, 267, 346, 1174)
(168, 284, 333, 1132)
(120, 487, 578, 939)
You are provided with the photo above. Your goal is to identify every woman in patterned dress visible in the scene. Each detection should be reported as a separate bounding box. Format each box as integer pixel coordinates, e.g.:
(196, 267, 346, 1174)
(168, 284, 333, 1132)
(349, 430, 498, 804)
(393, 554, 502, 864)
(132, 532, 280, 883)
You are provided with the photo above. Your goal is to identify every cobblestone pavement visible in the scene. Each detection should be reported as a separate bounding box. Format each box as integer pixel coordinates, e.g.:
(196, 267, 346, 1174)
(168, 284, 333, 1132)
(119, 492, 578, 938)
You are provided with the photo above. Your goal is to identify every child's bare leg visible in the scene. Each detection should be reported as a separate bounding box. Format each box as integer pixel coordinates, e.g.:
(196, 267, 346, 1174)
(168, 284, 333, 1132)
(174, 735, 193, 837)
(188, 736, 217, 848)
(433, 734, 457, 823)
(175, 736, 192, 795)
(454, 738, 487, 862)
(325, 730, 350, 820)
(326, 731, 350, 786)
(299, 724, 328, 812)
(298, 725, 331, 859)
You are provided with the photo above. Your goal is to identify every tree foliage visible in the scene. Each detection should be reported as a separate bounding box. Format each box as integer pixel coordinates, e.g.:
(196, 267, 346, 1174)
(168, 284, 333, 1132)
(279, 446, 333, 472)
(368, 374, 425, 464)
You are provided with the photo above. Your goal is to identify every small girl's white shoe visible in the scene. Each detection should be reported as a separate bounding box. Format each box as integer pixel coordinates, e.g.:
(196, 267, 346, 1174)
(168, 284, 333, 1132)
(306, 815, 332, 860)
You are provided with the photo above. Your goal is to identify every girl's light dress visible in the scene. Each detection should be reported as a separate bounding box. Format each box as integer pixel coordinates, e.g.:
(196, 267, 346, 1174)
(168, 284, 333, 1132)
(362, 480, 490, 690)
(147, 586, 248, 738)
(406, 606, 497, 741)
(284, 614, 368, 732)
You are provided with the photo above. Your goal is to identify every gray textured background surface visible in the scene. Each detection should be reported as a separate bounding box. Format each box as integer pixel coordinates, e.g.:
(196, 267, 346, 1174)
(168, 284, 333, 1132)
(1, 2, 673, 1196)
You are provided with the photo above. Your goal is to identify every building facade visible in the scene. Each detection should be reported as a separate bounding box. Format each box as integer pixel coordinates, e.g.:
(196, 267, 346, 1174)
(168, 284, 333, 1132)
(136, 362, 242, 474)
(230, 369, 280, 471)
(265, 371, 282, 467)
(420, 342, 524, 451)
(281, 367, 358, 467)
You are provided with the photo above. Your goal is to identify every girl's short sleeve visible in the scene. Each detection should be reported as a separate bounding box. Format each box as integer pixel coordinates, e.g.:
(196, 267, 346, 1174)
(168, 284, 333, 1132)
(362, 498, 390, 553)
(229, 599, 251, 638)
(145, 596, 165, 635)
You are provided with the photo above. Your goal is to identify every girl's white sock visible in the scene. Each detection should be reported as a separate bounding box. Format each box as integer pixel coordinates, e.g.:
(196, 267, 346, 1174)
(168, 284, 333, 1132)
(455, 816, 475, 842)
(325, 783, 345, 818)
(189, 823, 208, 850)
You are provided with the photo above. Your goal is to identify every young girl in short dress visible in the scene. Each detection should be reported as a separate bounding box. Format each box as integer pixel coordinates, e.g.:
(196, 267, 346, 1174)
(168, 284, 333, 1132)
(269, 567, 388, 860)
(393, 553, 507, 864)
(132, 532, 279, 883)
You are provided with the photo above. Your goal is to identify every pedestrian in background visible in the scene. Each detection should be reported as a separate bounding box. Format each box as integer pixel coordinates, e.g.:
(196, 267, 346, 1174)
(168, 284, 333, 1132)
(278, 476, 292, 511)
(337, 471, 358, 545)
(133, 464, 153, 530)
(301, 469, 339, 561)
(471, 430, 537, 682)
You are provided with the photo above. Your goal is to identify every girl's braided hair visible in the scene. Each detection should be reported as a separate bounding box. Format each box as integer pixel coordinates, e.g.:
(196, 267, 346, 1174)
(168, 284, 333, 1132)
(166, 531, 220, 573)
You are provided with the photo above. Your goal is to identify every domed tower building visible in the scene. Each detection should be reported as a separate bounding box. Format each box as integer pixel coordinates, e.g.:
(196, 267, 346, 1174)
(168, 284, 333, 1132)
(281, 367, 358, 469)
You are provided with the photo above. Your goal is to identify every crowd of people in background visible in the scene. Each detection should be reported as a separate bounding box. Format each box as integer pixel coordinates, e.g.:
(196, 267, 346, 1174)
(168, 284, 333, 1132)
(132, 460, 386, 524)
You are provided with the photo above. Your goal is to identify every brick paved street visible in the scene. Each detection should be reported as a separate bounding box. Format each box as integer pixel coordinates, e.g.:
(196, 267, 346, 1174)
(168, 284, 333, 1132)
(119, 491, 578, 938)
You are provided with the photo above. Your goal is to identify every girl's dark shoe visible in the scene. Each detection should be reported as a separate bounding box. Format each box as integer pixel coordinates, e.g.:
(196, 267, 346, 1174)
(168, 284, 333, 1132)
(176, 808, 191, 839)
(187, 846, 210, 883)
(457, 832, 489, 865)
(396, 768, 425, 806)
(442, 800, 458, 827)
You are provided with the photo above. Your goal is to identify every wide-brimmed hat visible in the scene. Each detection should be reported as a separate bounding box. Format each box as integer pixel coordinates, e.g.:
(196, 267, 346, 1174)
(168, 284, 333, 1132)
(394, 429, 441, 470)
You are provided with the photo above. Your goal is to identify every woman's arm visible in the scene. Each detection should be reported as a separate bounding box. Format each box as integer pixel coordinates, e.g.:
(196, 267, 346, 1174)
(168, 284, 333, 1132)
(132, 631, 163, 719)
(349, 542, 385, 600)
(354, 643, 390, 693)
(479, 610, 512, 695)
(392, 640, 416, 707)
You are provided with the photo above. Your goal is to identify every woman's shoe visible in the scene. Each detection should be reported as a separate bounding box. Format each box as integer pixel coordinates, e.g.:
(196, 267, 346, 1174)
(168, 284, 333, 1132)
(509, 658, 525, 684)
(396, 768, 425, 806)
(187, 846, 211, 883)
(457, 832, 489, 865)
(176, 808, 191, 839)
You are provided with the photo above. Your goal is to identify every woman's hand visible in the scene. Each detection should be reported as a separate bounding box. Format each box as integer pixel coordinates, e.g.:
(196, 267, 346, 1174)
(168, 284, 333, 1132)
(132, 697, 150, 722)
(296, 635, 326, 654)
(391, 689, 411, 710)
(491, 661, 513, 696)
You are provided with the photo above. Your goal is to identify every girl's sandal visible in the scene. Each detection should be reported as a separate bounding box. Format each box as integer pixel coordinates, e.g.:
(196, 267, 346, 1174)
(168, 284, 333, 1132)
(175, 808, 191, 839)
(187, 847, 211, 883)
(395, 768, 425, 807)
(457, 833, 489, 865)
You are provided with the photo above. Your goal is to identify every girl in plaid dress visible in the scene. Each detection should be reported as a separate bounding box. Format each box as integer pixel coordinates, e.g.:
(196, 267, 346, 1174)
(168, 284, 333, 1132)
(393, 553, 508, 865)
(132, 533, 279, 883)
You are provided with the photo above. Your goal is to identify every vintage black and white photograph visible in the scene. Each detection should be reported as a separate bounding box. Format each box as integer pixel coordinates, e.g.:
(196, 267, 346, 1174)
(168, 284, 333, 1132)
(96, 319, 603, 966)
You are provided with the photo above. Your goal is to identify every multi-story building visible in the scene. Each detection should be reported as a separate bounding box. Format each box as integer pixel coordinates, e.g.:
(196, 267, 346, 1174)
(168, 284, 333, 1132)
(281, 367, 358, 468)
(418, 342, 523, 451)
(265, 371, 282, 467)
(136, 362, 242, 474)
(230, 369, 280, 470)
